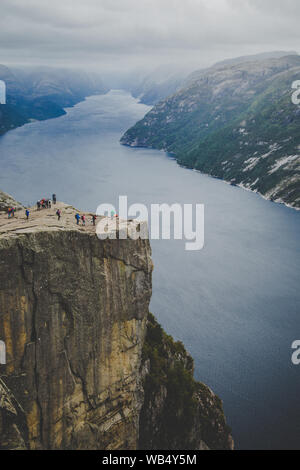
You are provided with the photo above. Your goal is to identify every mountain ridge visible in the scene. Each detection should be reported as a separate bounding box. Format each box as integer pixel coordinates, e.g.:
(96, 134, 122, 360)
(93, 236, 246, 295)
(0, 65, 108, 136)
(121, 54, 300, 209)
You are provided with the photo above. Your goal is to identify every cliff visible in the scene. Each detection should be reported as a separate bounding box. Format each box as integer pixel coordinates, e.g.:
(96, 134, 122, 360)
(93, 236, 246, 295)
(140, 314, 233, 450)
(0, 200, 233, 450)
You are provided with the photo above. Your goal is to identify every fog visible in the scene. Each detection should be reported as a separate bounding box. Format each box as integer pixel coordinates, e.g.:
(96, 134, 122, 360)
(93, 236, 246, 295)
(0, 0, 300, 74)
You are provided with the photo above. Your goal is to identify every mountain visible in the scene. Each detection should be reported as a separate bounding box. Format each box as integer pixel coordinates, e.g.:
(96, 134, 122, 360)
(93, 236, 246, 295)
(121, 54, 300, 209)
(0, 196, 233, 450)
(0, 65, 29, 133)
(187, 51, 298, 80)
(131, 52, 298, 106)
(101, 65, 189, 106)
(131, 53, 298, 106)
(129, 65, 190, 105)
(0, 65, 108, 136)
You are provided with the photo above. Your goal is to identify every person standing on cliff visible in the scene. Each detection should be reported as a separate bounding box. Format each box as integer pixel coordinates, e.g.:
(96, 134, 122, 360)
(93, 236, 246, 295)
(92, 214, 97, 226)
(75, 213, 80, 225)
(56, 209, 61, 221)
(52, 194, 57, 205)
(25, 209, 30, 220)
(81, 215, 86, 226)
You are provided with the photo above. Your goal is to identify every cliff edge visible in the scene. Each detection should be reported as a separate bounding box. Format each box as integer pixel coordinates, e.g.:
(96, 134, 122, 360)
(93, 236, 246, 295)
(0, 200, 233, 450)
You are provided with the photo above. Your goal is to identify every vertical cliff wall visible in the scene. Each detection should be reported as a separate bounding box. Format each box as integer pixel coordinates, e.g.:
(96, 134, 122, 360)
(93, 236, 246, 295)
(0, 202, 233, 450)
(0, 208, 152, 449)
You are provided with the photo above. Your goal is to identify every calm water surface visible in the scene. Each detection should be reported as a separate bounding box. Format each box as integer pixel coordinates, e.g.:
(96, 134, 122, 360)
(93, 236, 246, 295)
(0, 90, 299, 449)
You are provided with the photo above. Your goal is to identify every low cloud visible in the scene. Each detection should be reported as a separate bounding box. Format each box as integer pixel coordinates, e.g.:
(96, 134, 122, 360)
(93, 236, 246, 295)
(0, 0, 299, 72)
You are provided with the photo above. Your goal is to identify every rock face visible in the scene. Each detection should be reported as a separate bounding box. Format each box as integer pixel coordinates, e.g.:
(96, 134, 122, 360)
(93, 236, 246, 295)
(0, 200, 233, 450)
(140, 314, 233, 450)
(0, 377, 28, 450)
(0, 204, 152, 449)
(0, 190, 23, 213)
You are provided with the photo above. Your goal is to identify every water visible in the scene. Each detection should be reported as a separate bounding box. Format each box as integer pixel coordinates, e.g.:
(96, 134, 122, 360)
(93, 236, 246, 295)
(0, 90, 299, 450)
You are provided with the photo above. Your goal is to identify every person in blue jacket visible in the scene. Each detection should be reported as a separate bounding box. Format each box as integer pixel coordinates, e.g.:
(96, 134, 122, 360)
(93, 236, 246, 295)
(75, 213, 80, 225)
(25, 209, 30, 220)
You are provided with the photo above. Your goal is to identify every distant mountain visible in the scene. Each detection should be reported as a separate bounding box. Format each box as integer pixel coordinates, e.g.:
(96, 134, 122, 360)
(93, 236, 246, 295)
(129, 66, 190, 105)
(0, 65, 28, 133)
(101, 65, 190, 106)
(121, 54, 300, 209)
(0, 65, 108, 136)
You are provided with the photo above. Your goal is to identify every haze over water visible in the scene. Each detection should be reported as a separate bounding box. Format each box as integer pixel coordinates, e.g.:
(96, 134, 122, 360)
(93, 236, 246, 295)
(0, 90, 299, 449)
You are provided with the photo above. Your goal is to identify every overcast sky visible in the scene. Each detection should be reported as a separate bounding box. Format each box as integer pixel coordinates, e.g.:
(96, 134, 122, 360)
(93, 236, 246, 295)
(0, 0, 299, 73)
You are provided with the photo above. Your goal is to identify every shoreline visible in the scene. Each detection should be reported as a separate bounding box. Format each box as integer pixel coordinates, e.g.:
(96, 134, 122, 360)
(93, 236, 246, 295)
(120, 141, 299, 212)
(0, 90, 111, 139)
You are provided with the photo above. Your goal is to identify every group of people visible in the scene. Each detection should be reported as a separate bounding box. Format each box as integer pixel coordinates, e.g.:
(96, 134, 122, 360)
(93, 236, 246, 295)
(23, 193, 57, 220)
(7, 193, 99, 228)
(75, 213, 97, 226)
(37, 194, 56, 210)
(7, 207, 17, 218)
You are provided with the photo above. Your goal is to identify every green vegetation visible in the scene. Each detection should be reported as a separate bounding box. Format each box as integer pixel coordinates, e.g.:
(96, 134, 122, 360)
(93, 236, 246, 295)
(0, 64, 108, 136)
(140, 313, 232, 450)
(122, 55, 300, 208)
(142, 313, 196, 442)
(0, 104, 27, 135)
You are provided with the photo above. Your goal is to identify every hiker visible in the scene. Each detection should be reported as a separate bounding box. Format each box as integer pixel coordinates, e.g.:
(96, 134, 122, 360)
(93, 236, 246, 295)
(48, 199, 52, 209)
(12, 207, 15, 217)
(7, 208, 12, 218)
(92, 215, 97, 226)
(52, 194, 57, 205)
(81, 215, 86, 226)
(56, 209, 61, 221)
(75, 213, 80, 225)
(25, 209, 30, 220)
(37, 200, 41, 211)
